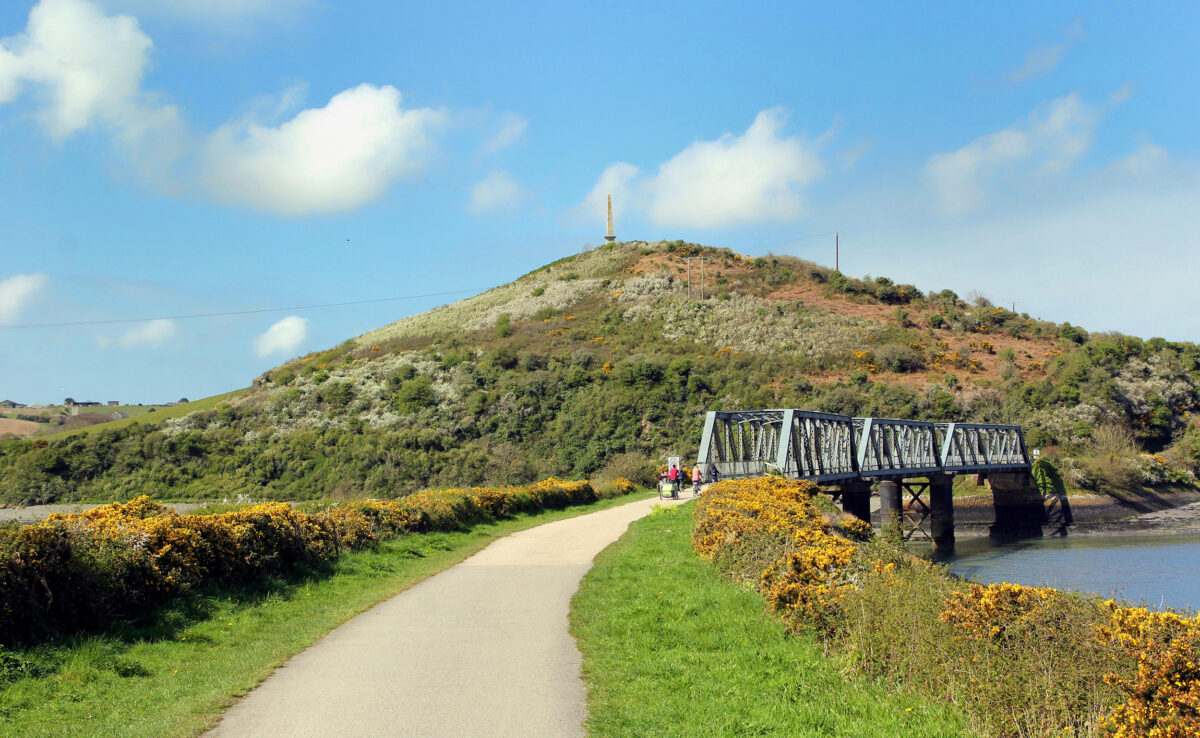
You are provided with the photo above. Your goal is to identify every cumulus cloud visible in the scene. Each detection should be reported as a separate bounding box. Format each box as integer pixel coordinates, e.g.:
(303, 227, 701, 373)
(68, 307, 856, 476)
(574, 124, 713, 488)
(0, 273, 48, 325)
(468, 170, 521, 214)
(0, 2, 445, 215)
(254, 316, 307, 357)
(926, 93, 1100, 216)
(575, 110, 823, 229)
(1111, 142, 1169, 177)
(201, 84, 446, 215)
(1007, 17, 1085, 84)
(0, 0, 187, 190)
(482, 113, 528, 154)
(118, 318, 175, 347)
(645, 109, 822, 227)
(575, 162, 639, 225)
(0, 0, 180, 141)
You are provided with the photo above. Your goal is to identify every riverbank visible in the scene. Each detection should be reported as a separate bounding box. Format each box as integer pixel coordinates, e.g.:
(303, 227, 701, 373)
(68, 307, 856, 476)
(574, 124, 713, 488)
(950, 486, 1200, 538)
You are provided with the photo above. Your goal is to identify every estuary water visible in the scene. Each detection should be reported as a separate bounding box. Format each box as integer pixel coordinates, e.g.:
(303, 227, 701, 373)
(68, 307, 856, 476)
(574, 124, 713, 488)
(921, 534, 1200, 612)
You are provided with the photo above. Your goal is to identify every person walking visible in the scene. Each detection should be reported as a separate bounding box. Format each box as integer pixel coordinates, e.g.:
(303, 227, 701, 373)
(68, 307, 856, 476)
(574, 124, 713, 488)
(708, 463, 719, 484)
(668, 465, 680, 499)
(691, 464, 702, 495)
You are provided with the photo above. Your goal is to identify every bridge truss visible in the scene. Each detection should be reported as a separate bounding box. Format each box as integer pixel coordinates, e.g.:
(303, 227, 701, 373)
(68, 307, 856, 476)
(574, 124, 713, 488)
(697, 410, 1030, 482)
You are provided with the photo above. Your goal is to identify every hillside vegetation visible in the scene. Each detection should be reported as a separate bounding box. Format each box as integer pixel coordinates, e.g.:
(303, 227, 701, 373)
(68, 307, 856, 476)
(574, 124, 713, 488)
(2, 240, 1199, 504)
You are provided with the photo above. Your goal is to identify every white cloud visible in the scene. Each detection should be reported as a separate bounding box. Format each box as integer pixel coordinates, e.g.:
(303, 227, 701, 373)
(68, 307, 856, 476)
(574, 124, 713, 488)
(118, 318, 175, 347)
(644, 109, 822, 227)
(0, 0, 173, 140)
(0, 2, 446, 215)
(482, 113, 527, 154)
(1007, 17, 1084, 84)
(1109, 82, 1135, 107)
(926, 93, 1099, 216)
(575, 162, 639, 226)
(201, 84, 446, 216)
(575, 110, 823, 230)
(0, 0, 187, 188)
(1111, 142, 1169, 177)
(468, 170, 521, 214)
(254, 316, 307, 357)
(0, 273, 48, 325)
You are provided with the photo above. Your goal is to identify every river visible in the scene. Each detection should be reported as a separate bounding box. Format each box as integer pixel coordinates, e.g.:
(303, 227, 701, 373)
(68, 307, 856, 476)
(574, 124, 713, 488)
(914, 534, 1200, 612)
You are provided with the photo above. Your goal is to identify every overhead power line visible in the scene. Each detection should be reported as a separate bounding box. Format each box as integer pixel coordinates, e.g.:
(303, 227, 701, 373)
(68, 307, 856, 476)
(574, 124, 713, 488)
(0, 288, 486, 330)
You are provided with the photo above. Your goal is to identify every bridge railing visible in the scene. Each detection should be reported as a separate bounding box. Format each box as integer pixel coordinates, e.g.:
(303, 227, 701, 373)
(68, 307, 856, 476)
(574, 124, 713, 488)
(853, 417, 944, 479)
(935, 422, 1030, 473)
(697, 409, 858, 483)
(697, 410, 1030, 482)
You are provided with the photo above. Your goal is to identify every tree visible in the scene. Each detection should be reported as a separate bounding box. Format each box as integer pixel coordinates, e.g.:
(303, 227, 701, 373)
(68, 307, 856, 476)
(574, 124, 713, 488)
(179, 397, 189, 404)
(64, 398, 75, 406)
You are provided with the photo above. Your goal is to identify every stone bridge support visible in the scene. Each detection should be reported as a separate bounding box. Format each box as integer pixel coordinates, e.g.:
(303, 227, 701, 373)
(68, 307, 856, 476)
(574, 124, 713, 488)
(984, 471, 1045, 539)
(839, 480, 872, 524)
(928, 473, 954, 556)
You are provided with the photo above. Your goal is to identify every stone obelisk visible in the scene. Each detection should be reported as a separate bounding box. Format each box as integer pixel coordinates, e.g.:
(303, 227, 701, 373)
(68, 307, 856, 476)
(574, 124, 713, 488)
(605, 194, 616, 243)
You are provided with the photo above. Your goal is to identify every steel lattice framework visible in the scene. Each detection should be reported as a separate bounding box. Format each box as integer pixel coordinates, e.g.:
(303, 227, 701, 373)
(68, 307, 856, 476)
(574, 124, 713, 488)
(697, 410, 1030, 482)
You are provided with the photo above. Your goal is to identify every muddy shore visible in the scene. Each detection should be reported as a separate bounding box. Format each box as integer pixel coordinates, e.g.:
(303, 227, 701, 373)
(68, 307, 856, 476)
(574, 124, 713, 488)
(952, 488, 1200, 539)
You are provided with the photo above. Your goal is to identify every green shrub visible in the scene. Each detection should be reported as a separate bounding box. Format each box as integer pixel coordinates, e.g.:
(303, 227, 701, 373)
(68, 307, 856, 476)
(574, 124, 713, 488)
(391, 376, 436, 413)
(493, 314, 513, 338)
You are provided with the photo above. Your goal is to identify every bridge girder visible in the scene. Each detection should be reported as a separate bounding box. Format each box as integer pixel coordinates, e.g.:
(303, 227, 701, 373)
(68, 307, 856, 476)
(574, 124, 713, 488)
(696, 410, 1031, 482)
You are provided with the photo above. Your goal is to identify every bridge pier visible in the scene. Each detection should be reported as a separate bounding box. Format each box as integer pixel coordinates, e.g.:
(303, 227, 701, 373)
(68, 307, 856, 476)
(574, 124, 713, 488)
(928, 473, 954, 556)
(985, 472, 1045, 540)
(878, 479, 902, 531)
(839, 480, 872, 523)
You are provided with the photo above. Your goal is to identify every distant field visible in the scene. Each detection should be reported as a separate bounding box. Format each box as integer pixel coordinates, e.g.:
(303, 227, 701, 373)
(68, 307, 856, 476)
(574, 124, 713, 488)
(36, 389, 250, 440)
(0, 417, 41, 438)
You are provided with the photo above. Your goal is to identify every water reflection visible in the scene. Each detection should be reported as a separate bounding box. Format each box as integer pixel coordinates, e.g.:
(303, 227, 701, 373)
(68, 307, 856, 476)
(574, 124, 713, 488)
(910, 534, 1200, 612)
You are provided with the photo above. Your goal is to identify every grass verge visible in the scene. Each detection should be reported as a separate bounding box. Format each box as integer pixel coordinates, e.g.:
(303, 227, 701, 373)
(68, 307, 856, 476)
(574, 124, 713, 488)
(570, 501, 968, 737)
(0, 491, 654, 737)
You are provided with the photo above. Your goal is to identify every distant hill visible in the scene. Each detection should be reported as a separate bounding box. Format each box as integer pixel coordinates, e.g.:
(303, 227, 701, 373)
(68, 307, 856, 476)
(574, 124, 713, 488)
(2, 240, 1198, 504)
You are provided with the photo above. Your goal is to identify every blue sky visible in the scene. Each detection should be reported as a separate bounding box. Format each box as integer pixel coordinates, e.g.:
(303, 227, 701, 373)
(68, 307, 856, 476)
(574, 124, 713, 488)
(1, 0, 1197, 404)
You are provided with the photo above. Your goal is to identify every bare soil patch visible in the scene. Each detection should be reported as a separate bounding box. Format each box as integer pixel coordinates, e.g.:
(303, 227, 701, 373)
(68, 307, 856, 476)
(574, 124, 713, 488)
(0, 418, 41, 438)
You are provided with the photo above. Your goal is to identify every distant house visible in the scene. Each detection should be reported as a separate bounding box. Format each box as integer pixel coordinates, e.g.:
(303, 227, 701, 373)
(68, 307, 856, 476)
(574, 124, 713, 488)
(76, 401, 102, 407)
(164, 402, 180, 407)
(0, 400, 26, 409)
(107, 401, 120, 407)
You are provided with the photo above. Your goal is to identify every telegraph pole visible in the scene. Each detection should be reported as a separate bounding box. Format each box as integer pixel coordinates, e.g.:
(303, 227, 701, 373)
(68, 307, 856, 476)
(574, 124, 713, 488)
(835, 232, 839, 272)
(684, 256, 709, 300)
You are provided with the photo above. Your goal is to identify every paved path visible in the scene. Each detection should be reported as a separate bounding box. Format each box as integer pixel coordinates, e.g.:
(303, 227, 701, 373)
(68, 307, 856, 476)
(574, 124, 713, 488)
(208, 495, 679, 737)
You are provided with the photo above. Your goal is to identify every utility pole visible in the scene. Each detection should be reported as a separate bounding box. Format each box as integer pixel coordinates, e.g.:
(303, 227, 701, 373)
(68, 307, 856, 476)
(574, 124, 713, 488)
(835, 232, 839, 272)
(684, 256, 709, 300)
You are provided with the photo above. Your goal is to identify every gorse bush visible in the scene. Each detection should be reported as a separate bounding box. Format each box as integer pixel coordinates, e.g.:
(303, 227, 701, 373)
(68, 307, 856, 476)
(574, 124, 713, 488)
(692, 477, 1200, 737)
(0, 478, 605, 645)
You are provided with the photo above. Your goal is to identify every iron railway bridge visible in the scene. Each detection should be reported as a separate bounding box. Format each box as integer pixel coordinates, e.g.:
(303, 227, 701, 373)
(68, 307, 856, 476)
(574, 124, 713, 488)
(696, 410, 1046, 554)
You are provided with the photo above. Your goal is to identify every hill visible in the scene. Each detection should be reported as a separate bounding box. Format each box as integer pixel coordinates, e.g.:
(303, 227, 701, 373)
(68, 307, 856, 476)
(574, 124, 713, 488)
(2, 240, 1198, 504)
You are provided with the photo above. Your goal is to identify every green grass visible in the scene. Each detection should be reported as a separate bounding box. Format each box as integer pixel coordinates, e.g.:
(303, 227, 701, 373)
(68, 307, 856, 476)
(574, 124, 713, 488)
(570, 502, 969, 737)
(37, 389, 250, 440)
(0, 490, 654, 737)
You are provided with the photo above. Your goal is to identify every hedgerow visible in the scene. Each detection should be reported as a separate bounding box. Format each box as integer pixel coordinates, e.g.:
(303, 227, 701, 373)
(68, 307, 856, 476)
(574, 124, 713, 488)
(692, 477, 1200, 736)
(0, 478, 606, 645)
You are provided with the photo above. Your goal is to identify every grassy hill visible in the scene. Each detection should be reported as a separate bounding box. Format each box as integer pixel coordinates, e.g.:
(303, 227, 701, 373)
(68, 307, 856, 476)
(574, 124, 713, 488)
(2, 240, 1199, 504)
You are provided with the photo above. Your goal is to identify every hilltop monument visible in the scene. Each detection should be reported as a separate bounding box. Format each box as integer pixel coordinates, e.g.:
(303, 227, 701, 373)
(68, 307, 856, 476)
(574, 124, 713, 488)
(605, 194, 616, 243)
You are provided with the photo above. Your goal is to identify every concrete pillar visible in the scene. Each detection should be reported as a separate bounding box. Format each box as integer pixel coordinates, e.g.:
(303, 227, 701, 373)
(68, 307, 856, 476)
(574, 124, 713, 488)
(928, 473, 955, 556)
(878, 479, 902, 532)
(986, 472, 1045, 540)
(839, 480, 872, 524)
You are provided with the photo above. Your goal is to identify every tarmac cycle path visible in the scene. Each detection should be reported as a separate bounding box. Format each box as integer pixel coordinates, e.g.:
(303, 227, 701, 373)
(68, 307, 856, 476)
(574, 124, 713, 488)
(208, 494, 681, 737)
